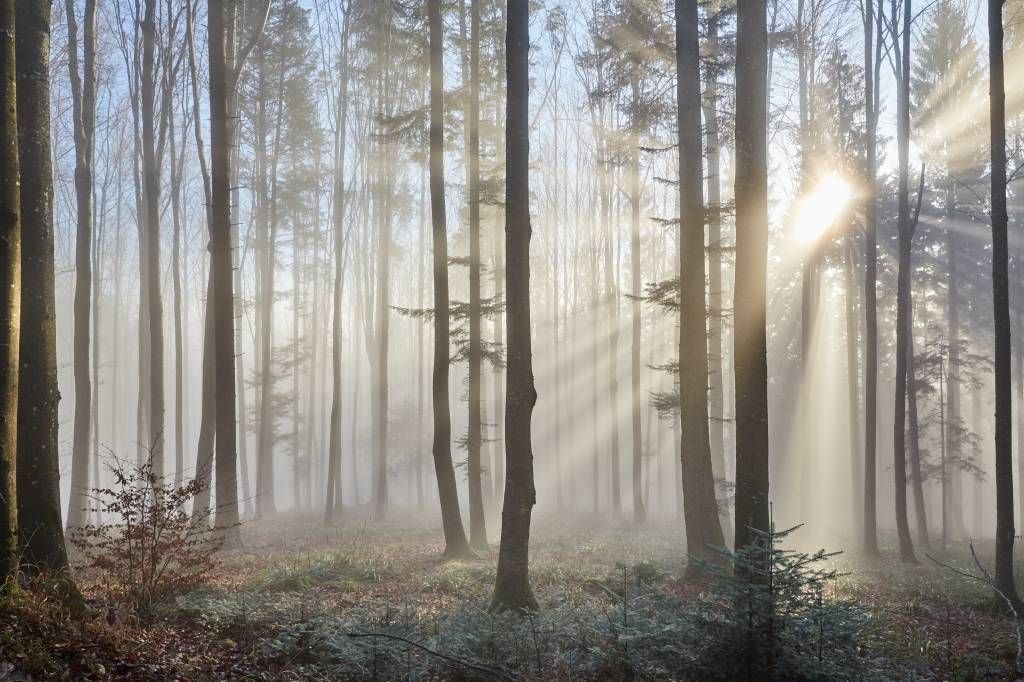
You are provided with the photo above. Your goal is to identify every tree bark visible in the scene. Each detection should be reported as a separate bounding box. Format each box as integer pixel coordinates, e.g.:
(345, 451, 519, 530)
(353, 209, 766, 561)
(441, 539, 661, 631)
(989, 0, 1021, 608)
(732, 0, 771, 554)
(491, 0, 537, 612)
(209, 0, 241, 547)
(892, 0, 917, 563)
(64, 0, 96, 530)
(677, 0, 725, 570)
(16, 0, 68, 574)
(0, 0, 20, 578)
(428, 0, 472, 557)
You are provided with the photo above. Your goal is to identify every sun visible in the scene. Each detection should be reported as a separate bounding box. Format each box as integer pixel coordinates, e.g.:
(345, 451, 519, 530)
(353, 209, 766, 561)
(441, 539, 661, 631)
(792, 173, 854, 244)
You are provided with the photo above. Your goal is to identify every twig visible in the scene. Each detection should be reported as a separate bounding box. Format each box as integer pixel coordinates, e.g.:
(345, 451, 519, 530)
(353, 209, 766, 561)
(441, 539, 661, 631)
(346, 632, 515, 680)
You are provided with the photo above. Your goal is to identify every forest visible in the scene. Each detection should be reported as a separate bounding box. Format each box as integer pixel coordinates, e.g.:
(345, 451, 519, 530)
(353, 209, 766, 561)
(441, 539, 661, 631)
(1, 0, 1024, 678)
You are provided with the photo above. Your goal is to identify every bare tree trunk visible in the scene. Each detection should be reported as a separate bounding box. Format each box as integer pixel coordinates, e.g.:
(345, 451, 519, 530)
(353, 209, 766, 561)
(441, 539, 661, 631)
(429, 0, 472, 557)
(989, 0, 1021, 608)
(0, 0, 20, 578)
(65, 0, 97, 530)
(862, 0, 881, 558)
(491, 0, 537, 612)
(629, 75, 645, 525)
(907, 310, 930, 551)
(465, 0, 488, 549)
(733, 0, 771, 554)
(892, 0, 917, 563)
(16, 0, 68, 572)
(209, 0, 243, 546)
(677, 0, 724, 569)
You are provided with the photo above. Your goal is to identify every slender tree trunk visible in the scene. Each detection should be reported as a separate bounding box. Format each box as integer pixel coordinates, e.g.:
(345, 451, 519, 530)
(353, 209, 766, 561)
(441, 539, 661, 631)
(892, 0, 917, 563)
(491, 0, 537, 611)
(946, 212, 965, 538)
(466, 0, 488, 550)
(989, 0, 1021, 608)
(703, 16, 726, 488)
(428, 0, 472, 557)
(844, 239, 863, 533)
(629, 75, 645, 525)
(907, 311, 930, 550)
(65, 0, 96, 530)
(16, 0, 68, 572)
(677, 0, 724, 569)
(862, 0, 881, 558)
(326, 10, 351, 524)
(733, 0, 771, 554)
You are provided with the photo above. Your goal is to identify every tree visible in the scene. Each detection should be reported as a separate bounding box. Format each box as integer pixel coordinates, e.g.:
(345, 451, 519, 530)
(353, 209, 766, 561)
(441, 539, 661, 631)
(15, 0, 69, 573)
(892, 0, 917, 564)
(429, 0, 473, 559)
(465, 0, 489, 549)
(64, 0, 97, 530)
(491, 0, 537, 612)
(862, 0, 881, 558)
(676, 0, 725, 570)
(0, 0, 20, 579)
(988, 0, 1022, 610)
(733, 0, 771, 554)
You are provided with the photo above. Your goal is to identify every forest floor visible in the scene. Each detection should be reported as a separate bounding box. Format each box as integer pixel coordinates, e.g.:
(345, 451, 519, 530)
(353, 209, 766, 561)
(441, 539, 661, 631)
(3, 510, 1023, 680)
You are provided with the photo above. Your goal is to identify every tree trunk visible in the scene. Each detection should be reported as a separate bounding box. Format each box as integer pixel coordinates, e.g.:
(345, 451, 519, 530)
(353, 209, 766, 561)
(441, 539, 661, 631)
(466, 0, 488, 550)
(892, 0, 916, 563)
(326, 10, 351, 524)
(0, 0, 20, 577)
(209, 0, 241, 547)
(64, 0, 96, 530)
(491, 0, 537, 612)
(15, 0, 68, 574)
(428, 0, 472, 557)
(629, 75, 645, 525)
(732, 0, 771, 554)
(907, 311, 930, 551)
(677, 0, 724, 569)
(989, 0, 1021, 608)
(862, 0, 880, 558)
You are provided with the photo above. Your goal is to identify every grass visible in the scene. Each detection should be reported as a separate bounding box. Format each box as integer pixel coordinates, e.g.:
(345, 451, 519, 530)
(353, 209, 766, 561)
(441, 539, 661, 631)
(3, 511, 1023, 679)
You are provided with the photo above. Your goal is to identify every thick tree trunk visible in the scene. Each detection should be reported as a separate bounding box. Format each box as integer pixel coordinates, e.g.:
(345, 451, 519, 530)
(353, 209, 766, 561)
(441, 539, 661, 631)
(0, 0, 19, 578)
(428, 0, 472, 557)
(989, 0, 1021, 608)
(65, 0, 96, 530)
(16, 0, 68, 574)
(677, 0, 725, 569)
(491, 0, 537, 612)
(209, 0, 241, 547)
(732, 0, 771, 554)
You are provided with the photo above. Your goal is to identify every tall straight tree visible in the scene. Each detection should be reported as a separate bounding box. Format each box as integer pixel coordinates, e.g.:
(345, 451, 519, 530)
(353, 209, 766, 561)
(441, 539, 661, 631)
(0, 0, 19, 580)
(466, 0, 488, 550)
(428, 0, 472, 558)
(491, 0, 537, 613)
(862, 0, 880, 557)
(676, 0, 725, 570)
(208, 0, 246, 546)
(140, 0, 165, 477)
(16, 0, 69, 573)
(988, 0, 1022, 609)
(64, 0, 96, 530)
(892, 0, 916, 563)
(733, 0, 770, 553)
(325, 2, 352, 524)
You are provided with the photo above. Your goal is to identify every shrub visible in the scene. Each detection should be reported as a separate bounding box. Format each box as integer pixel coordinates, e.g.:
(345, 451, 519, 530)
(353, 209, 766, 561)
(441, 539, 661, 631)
(70, 455, 226, 619)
